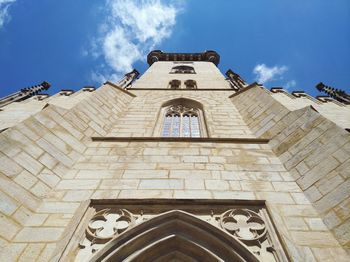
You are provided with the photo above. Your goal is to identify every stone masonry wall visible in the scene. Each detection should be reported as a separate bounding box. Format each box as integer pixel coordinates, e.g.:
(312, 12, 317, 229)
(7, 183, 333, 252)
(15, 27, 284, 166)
(0, 84, 135, 260)
(231, 85, 350, 253)
(0, 81, 349, 261)
(107, 90, 254, 138)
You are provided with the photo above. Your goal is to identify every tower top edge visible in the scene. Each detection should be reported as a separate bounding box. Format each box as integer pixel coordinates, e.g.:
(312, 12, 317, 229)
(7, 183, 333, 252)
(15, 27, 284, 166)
(147, 50, 220, 66)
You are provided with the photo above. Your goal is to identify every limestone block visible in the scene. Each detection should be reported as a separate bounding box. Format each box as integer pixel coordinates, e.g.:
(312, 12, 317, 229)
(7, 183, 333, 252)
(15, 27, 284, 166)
(0, 191, 19, 216)
(100, 179, 139, 190)
(291, 193, 311, 205)
(241, 181, 274, 192)
(255, 192, 295, 204)
(290, 231, 339, 247)
(38, 153, 59, 170)
(91, 190, 120, 199)
(278, 205, 319, 217)
(333, 220, 350, 245)
(0, 243, 26, 261)
(284, 217, 309, 230)
(173, 190, 212, 199)
(14, 227, 65, 242)
(185, 179, 204, 190)
(36, 244, 56, 262)
(212, 191, 255, 200)
(0, 152, 23, 177)
(37, 170, 60, 188)
(314, 180, 350, 213)
(316, 171, 344, 195)
(0, 214, 21, 240)
(305, 218, 328, 231)
(0, 175, 40, 211)
(36, 138, 74, 167)
(228, 181, 241, 190)
(205, 180, 229, 191)
(63, 190, 93, 201)
(56, 180, 100, 190)
(297, 156, 339, 190)
(304, 186, 323, 202)
(312, 247, 350, 262)
(44, 214, 71, 227)
(37, 202, 79, 214)
(118, 190, 173, 198)
(139, 179, 183, 189)
(272, 182, 301, 192)
(123, 170, 168, 179)
(18, 243, 45, 262)
(76, 170, 123, 179)
(169, 170, 212, 179)
(13, 206, 48, 226)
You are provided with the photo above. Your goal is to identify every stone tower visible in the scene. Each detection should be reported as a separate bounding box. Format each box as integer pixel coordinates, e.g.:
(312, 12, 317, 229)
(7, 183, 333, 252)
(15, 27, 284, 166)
(0, 51, 349, 261)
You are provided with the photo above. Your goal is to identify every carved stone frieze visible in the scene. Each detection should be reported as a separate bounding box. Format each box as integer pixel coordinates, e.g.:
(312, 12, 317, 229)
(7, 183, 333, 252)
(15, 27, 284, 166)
(70, 200, 288, 262)
(53, 200, 288, 261)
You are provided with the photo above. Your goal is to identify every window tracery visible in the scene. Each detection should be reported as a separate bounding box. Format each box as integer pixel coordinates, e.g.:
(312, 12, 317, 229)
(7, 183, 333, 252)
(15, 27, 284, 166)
(162, 104, 201, 137)
(68, 200, 289, 262)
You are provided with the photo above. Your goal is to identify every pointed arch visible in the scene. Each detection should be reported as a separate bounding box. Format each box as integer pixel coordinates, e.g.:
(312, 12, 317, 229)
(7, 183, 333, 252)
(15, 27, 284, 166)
(154, 97, 208, 137)
(90, 210, 259, 262)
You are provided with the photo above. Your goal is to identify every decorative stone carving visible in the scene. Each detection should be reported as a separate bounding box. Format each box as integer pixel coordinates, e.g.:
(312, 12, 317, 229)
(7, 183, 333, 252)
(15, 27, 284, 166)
(68, 200, 288, 262)
(75, 209, 135, 261)
(220, 209, 266, 241)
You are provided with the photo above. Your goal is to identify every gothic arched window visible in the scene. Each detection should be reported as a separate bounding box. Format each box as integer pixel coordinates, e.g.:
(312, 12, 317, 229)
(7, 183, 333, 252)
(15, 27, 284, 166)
(170, 65, 196, 74)
(162, 104, 201, 137)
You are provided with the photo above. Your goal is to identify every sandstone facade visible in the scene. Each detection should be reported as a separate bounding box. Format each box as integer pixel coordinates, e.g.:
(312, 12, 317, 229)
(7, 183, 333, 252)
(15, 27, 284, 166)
(0, 53, 349, 261)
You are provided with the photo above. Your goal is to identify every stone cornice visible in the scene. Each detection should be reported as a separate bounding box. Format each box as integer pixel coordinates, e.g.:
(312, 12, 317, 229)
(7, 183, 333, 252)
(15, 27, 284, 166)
(128, 88, 235, 91)
(104, 81, 137, 97)
(228, 82, 262, 98)
(91, 136, 270, 144)
(147, 50, 220, 66)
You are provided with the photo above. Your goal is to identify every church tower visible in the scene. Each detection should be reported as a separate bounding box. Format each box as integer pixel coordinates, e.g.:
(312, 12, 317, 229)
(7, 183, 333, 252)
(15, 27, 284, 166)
(0, 51, 349, 261)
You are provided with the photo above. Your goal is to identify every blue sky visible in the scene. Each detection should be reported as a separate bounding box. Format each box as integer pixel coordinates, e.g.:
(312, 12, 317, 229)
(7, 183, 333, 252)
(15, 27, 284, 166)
(0, 0, 349, 97)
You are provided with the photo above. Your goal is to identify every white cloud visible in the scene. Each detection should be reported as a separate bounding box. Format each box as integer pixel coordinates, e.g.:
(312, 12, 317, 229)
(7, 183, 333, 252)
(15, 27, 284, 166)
(89, 0, 181, 83)
(285, 80, 296, 90)
(253, 63, 288, 84)
(0, 0, 16, 29)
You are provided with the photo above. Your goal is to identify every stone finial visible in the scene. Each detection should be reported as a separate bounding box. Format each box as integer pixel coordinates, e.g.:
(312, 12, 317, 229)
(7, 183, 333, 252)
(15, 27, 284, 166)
(316, 82, 350, 105)
(117, 69, 140, 89)
(225, 69, 247, 90)
(0, 81, 51, 108)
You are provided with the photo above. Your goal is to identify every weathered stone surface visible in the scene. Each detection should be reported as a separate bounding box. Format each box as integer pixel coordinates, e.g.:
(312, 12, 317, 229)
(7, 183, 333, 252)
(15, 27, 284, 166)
(0, 59, 349, 260)
(19, 243, 45, 261)
(14, 227, 65, 242)
(0, 243, 26, 261)
(0, 191, 19, 216)
(37, 202, 79, 214)
(0, 214, 21, 240)
(139, 179, 183, 189)
(56, 180, 100, 190)
(291, 231, 339, 247)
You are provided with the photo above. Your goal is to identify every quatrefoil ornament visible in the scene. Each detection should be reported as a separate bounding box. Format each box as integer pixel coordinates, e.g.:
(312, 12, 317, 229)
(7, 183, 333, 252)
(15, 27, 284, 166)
(220, 209, 266, 242)
(86, 209, 135, 244)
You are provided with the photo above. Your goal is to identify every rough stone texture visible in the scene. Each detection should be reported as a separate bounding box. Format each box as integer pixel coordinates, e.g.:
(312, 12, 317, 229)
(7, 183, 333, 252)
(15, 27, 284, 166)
(231, 84, 350, 253)
(0, 60, 348, 261)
